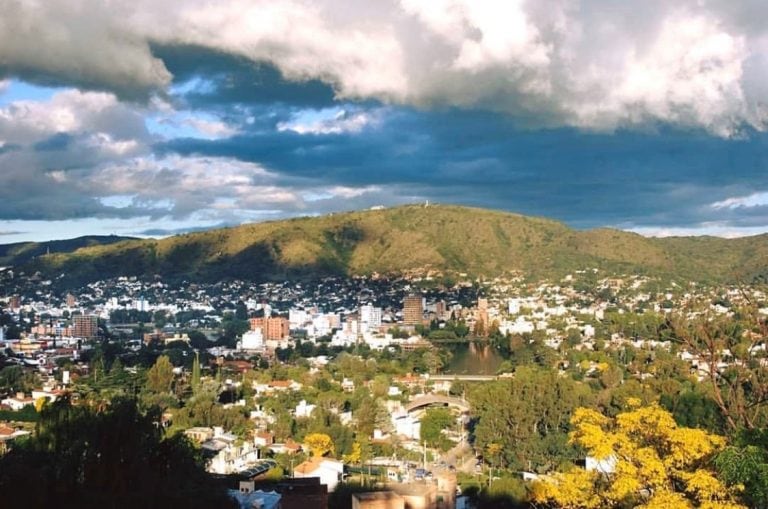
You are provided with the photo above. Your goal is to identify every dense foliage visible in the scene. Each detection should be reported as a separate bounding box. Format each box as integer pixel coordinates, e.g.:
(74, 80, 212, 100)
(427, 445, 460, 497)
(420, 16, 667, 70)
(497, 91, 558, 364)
(533, 403, 744, 508)
(0, 396, 236, 509)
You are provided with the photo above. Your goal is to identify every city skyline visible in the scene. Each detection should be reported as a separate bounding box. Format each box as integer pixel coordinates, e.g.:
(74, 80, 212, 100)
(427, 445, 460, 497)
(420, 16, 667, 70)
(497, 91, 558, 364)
(2, 1, 768, 242)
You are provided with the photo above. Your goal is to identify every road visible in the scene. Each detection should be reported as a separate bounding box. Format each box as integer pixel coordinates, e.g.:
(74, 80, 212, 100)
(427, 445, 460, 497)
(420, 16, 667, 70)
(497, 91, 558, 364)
(437, 441, 477, 474)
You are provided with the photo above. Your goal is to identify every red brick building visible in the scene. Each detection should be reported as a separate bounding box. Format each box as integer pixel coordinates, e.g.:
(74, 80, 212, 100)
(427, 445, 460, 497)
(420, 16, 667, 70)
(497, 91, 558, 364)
(249, 317, 290, 340)
(72, 314, 99, 339)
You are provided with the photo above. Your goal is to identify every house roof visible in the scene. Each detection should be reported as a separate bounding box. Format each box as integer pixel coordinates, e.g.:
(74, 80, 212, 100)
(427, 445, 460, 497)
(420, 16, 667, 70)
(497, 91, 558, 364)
(293, 457, 324, 475)
(284, 439, 301, 451)
(294, 457, 343, 475)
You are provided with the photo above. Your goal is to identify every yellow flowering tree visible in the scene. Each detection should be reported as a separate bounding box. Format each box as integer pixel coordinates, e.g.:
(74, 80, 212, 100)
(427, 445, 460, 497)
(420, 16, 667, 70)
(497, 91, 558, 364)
(342, 442, 362, 464)
(533, 403, 745, 508)
(305, 432, 334, 458)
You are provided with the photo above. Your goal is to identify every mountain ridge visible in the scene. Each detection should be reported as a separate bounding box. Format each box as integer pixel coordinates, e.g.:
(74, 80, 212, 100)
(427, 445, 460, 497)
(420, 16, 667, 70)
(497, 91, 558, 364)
(0, 235, 136, 268)
(11, 205, 768, 286)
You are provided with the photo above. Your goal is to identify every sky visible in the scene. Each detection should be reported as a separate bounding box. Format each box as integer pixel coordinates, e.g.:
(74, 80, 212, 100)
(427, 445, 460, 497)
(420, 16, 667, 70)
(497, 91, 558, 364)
(1, 0, 768, 243)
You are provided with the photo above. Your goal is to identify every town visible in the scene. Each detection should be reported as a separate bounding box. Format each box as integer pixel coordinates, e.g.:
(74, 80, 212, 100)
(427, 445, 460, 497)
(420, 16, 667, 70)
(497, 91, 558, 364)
(1, 266, 766, 508)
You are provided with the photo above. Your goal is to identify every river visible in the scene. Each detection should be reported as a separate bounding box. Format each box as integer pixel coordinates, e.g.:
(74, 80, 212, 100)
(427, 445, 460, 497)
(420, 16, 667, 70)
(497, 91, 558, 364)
(442, 341, 505, 375)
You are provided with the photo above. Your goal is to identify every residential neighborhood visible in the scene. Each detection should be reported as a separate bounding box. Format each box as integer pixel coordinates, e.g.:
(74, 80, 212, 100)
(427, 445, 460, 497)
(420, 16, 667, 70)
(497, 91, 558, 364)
(1, 267, 767, 507)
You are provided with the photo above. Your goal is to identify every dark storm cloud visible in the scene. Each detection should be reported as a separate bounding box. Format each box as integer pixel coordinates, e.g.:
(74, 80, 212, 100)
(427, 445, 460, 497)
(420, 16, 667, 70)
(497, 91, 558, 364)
(157, 106, 768, 230)
(153, 44, 337, 109)
(33, 133, 74, 152)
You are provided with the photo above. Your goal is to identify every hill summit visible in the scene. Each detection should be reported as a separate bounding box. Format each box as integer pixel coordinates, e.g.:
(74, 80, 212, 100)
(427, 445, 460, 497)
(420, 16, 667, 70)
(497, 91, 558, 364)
(19, 204, 768, 285)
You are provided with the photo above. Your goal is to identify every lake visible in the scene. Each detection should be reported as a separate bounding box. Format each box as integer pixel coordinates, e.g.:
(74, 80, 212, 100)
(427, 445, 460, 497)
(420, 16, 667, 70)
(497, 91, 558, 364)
(442, 341, 505, 375)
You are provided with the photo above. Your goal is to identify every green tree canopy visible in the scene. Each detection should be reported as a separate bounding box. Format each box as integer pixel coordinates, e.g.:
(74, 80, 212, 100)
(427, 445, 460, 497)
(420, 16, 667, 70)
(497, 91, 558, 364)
(145, 355, 174, 394)
(420, 407, 454, 449)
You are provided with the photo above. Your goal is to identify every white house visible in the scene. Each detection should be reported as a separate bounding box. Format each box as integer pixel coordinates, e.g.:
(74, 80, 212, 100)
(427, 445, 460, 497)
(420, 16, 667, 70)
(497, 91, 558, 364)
(1, 393, 34, 411)
(392, 411, 420, 440)
(293, 457, 344, 492)
(200, 427, 261, 475)
(295, 400, 316, 418)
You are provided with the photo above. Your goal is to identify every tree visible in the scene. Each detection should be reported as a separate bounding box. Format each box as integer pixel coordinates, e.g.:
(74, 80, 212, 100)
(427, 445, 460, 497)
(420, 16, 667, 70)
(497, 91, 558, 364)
(343, 442, 362, 464)
(153, 310, 168, 329)
(420, 408, 453, 448)
(191, 351, 201, 393)
(449, 379, 466, 397)
(235, 301, 248, 321)
(671, 307, 768, 431)
(471, 366, 592, 471)
(305, 432, 334, 457)
(533, 402, 745, 508)
(187, 330, 211, 350)
(0, 365, 38, 393)
(0, 396, 236, 509)
(715, 428, 768, 508)
(146, 355, 174, 394)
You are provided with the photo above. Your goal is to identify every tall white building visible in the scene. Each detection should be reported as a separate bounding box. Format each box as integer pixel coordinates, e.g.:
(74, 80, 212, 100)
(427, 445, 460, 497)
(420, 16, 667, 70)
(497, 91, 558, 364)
(359, 304, 382, 333)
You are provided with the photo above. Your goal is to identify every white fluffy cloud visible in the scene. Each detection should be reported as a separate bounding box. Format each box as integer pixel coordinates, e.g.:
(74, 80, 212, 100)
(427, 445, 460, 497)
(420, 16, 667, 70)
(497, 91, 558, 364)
(0, 89, 149, 145)
(91, 154, 393, 221)
(1, 0, 767, 134)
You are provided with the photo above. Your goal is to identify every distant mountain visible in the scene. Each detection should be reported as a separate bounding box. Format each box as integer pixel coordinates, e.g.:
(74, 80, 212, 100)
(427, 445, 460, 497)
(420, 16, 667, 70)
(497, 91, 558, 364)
(0, 235, 136, 268)
(19, 205, 768, 286)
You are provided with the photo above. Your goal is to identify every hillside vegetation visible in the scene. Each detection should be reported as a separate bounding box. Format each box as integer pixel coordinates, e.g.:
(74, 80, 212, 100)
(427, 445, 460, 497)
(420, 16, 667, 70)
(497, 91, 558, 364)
(17, 205, 768, 285)
(0, 235, 135, 267)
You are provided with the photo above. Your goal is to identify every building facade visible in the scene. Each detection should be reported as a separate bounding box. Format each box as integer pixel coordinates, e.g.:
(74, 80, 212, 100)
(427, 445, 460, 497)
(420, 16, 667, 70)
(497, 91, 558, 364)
(402, 295, 423, 326)
(72, 314, 98, 339)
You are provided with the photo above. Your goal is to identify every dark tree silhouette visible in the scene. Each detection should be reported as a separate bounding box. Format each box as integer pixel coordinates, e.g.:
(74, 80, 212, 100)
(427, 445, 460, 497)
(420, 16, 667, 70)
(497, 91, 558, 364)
(0, 395, 236, 509)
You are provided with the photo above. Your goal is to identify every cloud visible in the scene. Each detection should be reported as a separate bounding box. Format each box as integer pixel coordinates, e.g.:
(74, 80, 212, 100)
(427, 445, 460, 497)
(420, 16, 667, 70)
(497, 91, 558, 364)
(0, 89, 149, 145)
(0, 88, 153, 219)
(152, 44, 337, 109)
(182, 117, 238, 138)
(134, 224, 231, 237)
(629, 224, 768, 238)
(277, 108, 380, 135)
(2, 1, 768, 134)
(0, 85, 410, 224)
(712, 191, 768, 209)
(0, 1, 171, 100)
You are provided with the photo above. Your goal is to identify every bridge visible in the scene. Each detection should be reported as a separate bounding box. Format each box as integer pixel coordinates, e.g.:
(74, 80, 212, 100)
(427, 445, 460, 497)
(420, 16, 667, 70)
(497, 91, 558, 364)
(429, 375, 498, 382)
(405, 395, 470, 414)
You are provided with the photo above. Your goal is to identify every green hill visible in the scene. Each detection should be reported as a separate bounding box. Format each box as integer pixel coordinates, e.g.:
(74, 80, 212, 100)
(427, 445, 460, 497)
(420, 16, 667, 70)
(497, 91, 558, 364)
(0, 235, 136, 267)
(17, 205, 768, 285)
